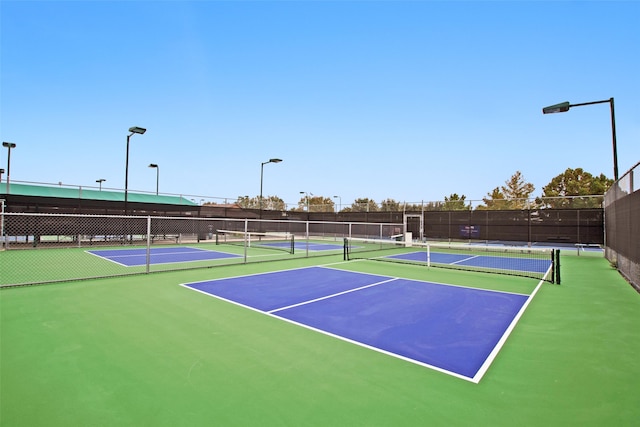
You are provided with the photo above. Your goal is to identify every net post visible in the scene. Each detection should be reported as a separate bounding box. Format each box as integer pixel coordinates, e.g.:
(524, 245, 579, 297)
(343, 237, 348, 261)
(243, 219, 248, 263)
(555, 250, 561, 284)
(290, 234, 295, 255)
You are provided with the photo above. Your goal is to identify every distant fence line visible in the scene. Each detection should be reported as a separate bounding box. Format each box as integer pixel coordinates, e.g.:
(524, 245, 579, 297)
(5, 180, 603, 211)
(0, 215, 401, 287)
(604, 161, 639, 291)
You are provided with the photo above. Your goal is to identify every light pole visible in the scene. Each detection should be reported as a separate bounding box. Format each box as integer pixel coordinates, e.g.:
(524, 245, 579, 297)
(2, 142, 16, 194)
(124, 126, 146, 214)
(259, 158, 282, 216)
(333, 195, 342, 213)
(148, 163, 159, 195)
(542, 98, 618, 180)
(300, 191, 310, 212)
(96, 178, 106, 191)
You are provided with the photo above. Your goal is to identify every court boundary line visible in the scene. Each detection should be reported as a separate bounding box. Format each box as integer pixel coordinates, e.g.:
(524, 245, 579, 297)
(180, 264, 539, 382)
(85, 246, 243, 267)
(472, 277, 546, 383)
(179, 270, 476, 383)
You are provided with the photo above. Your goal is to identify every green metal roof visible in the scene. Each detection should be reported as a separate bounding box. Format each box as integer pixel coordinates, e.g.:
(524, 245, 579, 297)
(1, 183, 199, 206)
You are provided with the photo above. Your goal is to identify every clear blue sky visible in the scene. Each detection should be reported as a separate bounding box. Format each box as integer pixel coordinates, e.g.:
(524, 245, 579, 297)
(2, 0, 639, 207)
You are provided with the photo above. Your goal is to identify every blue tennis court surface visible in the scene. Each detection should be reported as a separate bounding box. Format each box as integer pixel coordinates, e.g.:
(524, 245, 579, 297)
(88, 247, 240, 266)
(388, 251, 551, 274)
(182, 266, 531, 382)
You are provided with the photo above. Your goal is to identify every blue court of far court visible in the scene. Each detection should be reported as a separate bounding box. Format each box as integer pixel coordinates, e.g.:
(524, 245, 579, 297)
(387, 251, 552, 274)
(87, 246, 240, 266)
(182, 266, 531, 382)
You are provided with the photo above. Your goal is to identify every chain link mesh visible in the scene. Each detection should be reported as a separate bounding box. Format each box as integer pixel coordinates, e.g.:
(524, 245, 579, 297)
(0, 213, 401, 287)
(604, 162, 639, 290)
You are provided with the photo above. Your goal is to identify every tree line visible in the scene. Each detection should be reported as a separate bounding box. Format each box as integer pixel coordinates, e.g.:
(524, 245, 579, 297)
(205, 168, 613, 212)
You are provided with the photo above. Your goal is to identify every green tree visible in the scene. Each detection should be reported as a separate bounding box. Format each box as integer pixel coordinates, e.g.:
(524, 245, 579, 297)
(422, 201, 444, 211)
(235, 196, 256, 209)
(296, 195, 335, 212)
(442, 193, 469, 211)
(479, 187, 509, 210)
(351, 198, 379, 212)
(380, 199, 402, 212)
(261, 195, 286, 211)
(541, 168, 613, 208)
(502, 171, 535, 206)
(236, 195, 285, 210)
(404, 202, 427, 212)
(480, 171, 535, 209)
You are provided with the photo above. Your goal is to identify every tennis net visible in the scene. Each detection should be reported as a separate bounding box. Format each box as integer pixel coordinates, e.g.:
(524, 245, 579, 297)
(216, 230, 295, 254)
(344, 237, 559, 283)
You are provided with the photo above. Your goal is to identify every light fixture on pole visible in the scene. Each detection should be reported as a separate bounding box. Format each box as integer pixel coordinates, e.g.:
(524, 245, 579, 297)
(259, 158, 282, 217)
(96, 178, 106, 191)
(2, 142, 16, 195)
(333, 195, 342, 213)
(542, 98, 618, 180)
(148, 163, 159, 195)
(300, 191, 311, 212)
(124, 126, 146, 214)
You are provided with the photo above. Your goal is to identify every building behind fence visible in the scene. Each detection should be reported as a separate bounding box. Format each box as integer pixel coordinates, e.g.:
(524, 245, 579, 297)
(604, 161, 640, 291)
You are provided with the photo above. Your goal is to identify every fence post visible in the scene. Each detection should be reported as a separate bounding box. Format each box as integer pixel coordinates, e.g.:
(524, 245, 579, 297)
(0, 199, 4, 250)
(146, 216, 151, 273)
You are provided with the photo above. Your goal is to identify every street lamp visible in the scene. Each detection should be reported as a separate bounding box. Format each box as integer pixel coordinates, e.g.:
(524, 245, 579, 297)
(2, 142, 16, 194)
(333, 195, 342, 213)
(148, 163, 159, 195)
(259, 158, 282, 216)
(300, 191, 310, 212)
(96, 178, 106, 191)
(124, 126, 146, 214)
(542, 98, 618, 180)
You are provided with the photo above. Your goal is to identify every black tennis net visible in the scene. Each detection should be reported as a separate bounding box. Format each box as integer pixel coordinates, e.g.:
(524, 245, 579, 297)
(216, 230, 295, 254)
(344, 237, 559, 283)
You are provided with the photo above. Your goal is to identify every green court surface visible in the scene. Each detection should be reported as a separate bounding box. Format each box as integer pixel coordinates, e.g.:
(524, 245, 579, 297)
(1, 253, 638, 426)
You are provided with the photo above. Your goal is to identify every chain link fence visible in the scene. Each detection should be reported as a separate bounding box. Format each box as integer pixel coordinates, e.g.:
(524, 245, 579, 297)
(604, 161, 639, 291)
(402, 208, 603, 247)
(0, 213, 401, 287)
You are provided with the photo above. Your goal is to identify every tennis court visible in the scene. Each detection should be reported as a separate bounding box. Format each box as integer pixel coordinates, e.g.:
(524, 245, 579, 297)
(184, 266, 532, 382)
(88, 246, 241, 266)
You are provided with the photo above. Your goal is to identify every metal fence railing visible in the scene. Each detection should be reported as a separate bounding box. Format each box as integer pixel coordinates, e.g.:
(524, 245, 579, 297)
(604, 161, 640, 291)
(0, 213, 401, 287)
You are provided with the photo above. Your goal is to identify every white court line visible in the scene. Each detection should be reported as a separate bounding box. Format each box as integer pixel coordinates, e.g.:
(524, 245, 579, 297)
(449, 254, 480, 265)
(268, 277, 399, 314)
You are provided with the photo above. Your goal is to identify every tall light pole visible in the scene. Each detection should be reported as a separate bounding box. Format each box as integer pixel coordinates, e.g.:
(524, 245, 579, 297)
(2, 142, 16, 194)
(333, 195, 342, 213)
(96, 178, 106, 191)
(124, 126, 146, 214)
(542, 98, 618, 180)
(259, 158, 282, 216)
(300, 191, 310, 212)
(148, 163, 159, 195)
